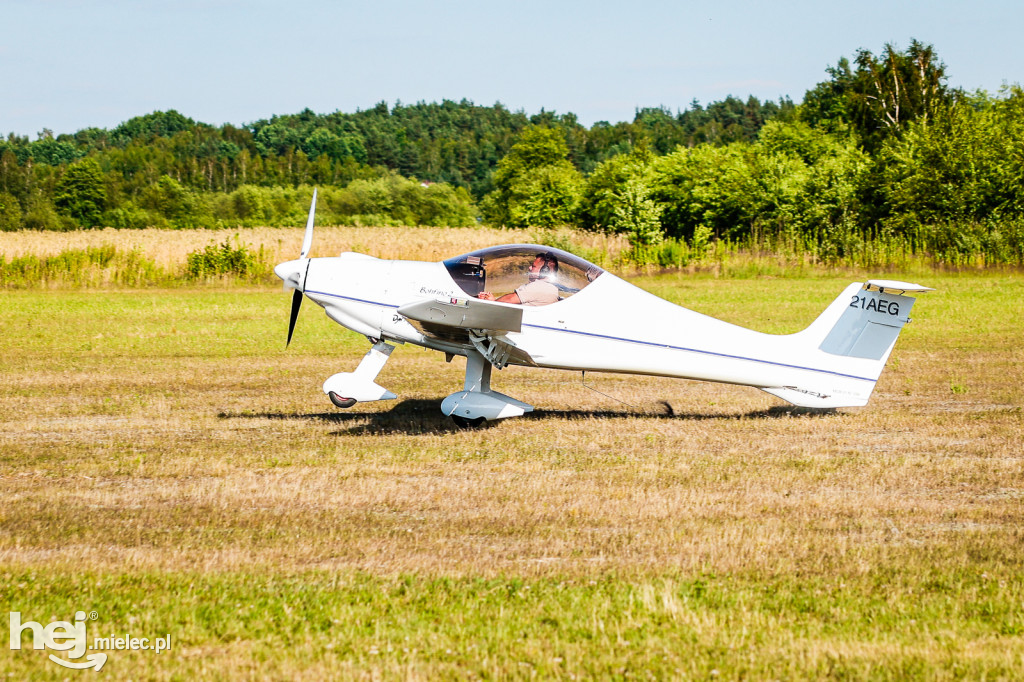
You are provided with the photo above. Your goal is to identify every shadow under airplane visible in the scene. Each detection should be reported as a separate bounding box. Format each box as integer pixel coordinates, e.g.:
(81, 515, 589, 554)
(219, 399, 837, 436)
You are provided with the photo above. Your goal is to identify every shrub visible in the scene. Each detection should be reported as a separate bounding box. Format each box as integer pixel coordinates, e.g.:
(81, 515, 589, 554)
(185, 237, 268, 279)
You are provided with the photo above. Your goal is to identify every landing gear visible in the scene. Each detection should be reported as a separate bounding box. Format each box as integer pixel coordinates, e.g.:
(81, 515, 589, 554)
(322, 340, 398, 408)
(328, 392, 357, 408)
(441, 350, 533, 425)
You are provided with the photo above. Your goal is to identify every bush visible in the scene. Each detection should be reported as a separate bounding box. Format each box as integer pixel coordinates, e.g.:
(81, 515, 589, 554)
(185, 237, 268, 279)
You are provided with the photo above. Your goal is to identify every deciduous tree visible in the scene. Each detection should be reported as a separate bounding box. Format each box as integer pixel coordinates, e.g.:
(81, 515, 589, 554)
(54, 158, 107, 227)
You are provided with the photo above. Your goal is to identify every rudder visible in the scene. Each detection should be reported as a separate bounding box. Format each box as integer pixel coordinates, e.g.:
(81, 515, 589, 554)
(819, 288, 913, 361)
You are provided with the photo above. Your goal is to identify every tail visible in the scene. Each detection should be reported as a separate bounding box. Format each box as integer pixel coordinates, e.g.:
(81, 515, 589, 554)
(762, 279, 932, 408)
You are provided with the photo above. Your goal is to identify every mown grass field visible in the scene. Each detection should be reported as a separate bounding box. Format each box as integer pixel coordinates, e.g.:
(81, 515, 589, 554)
(2, 243, 1023, 678)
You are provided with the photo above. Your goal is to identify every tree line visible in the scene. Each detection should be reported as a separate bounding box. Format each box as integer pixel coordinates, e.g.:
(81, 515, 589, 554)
(1, 39, 1022, 265)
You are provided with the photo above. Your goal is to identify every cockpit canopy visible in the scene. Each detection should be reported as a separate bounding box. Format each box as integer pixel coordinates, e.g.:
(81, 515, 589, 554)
(443, 245, 603, 301)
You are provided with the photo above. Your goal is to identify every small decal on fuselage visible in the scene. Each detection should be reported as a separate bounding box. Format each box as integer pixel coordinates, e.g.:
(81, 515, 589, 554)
(420, 287, 454, 297)
(850, 295, 899, 316)
(784, 386, 831, 399)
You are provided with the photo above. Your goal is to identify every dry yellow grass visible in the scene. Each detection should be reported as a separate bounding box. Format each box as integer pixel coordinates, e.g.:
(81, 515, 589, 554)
(4, 374, 1021, 579)
(0, 225, 629, 269)
(2, 277, 1021, 579)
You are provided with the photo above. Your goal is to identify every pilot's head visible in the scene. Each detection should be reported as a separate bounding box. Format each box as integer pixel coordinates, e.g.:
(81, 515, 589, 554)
(528, 253, 558, 282)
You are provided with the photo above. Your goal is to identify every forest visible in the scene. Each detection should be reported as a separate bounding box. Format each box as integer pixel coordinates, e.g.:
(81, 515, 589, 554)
(1, 39, 1022, 266)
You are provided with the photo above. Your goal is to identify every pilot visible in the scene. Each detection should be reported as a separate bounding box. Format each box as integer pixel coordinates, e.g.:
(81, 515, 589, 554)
(478, 253, 559, 306)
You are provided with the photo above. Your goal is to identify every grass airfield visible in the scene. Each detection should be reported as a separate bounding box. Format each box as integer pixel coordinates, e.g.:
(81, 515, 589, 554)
(2, 271, 1023, 679)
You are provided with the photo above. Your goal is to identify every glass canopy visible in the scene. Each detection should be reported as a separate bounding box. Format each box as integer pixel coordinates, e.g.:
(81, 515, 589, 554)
(443, 245, 603, 302)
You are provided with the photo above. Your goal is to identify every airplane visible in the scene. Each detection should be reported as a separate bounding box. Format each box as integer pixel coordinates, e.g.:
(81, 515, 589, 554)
(275, 190, 932, 427)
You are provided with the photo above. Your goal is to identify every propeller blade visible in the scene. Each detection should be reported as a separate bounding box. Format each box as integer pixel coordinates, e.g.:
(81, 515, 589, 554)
(286, 288, 303, 347)
(299, 188, 317, 259)
(285, 189, 315, 347)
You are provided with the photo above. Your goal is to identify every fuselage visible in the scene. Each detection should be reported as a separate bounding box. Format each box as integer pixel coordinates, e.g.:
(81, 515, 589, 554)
(285, 251, 884, 407)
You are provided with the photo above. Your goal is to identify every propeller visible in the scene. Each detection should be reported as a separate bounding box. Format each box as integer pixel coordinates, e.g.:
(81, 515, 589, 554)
(278, 188, 317, 348)
(286, 287, 303, 347)
(300, 187, 316, 259)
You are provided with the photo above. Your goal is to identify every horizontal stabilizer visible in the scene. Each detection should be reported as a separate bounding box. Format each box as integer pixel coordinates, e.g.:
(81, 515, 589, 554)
(864, 279, 934, 294)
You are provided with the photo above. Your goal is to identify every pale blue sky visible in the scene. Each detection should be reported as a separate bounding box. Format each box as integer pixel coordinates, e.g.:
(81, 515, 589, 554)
(2, 0, 1021, 137)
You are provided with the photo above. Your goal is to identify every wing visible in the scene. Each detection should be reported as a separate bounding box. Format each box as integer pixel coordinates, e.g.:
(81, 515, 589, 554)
(398, 296, 523, 333)
(397, 297, 535, 368)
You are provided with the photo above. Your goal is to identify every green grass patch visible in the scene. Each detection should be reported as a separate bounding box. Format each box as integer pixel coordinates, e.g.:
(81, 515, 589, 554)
(4, 568, 1023, 679)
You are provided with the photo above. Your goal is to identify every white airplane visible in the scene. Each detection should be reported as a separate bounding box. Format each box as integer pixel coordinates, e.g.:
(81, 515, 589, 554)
(275, 190, 932, 426)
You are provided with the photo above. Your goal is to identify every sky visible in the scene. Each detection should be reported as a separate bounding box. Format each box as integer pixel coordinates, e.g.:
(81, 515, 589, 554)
(2, 0, 1022, 138)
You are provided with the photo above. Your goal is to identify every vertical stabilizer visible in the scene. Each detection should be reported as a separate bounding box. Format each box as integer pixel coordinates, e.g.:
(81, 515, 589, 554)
(818, 288, 915, 361)
(762, 280, 931, 408)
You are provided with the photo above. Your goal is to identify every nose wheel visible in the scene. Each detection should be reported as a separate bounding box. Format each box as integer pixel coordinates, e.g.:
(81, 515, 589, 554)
(328, 391, 357, 409)
(322, 340, 398, 409)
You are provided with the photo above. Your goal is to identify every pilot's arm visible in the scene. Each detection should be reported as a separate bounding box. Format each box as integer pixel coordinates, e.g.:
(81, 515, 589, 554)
(477, 291, 522, 304)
